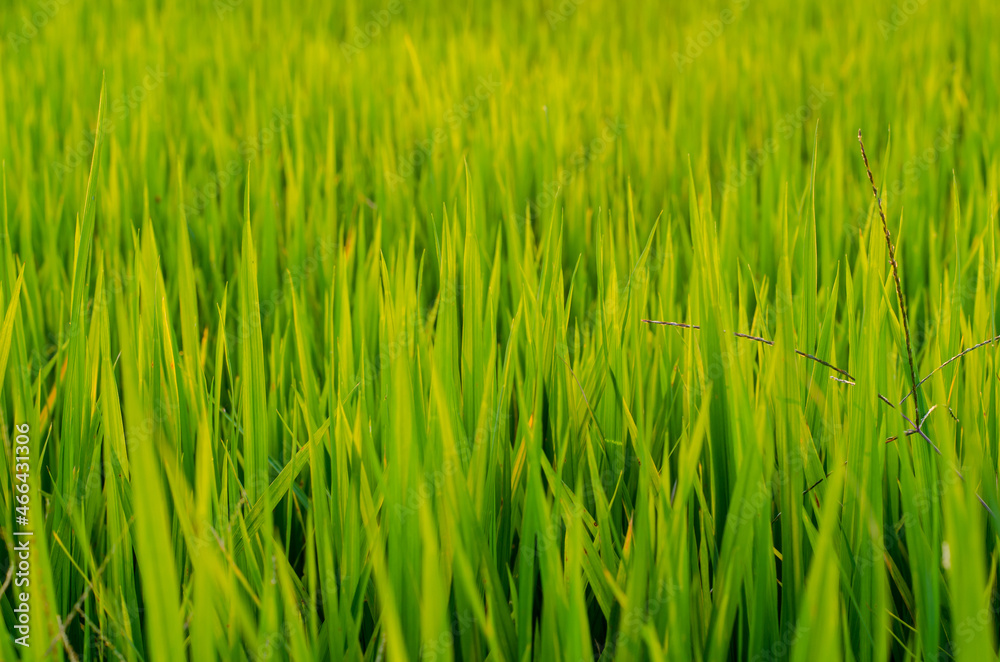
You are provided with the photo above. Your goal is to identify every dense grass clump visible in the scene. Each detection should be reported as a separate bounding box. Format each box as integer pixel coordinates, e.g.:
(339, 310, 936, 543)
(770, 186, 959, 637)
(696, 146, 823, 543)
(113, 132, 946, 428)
(2, 0, 1000, 660)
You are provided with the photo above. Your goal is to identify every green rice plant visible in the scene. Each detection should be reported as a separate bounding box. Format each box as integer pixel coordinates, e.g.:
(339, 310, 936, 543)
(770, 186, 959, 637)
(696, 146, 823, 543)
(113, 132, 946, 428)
(2, 0, 1000, 660)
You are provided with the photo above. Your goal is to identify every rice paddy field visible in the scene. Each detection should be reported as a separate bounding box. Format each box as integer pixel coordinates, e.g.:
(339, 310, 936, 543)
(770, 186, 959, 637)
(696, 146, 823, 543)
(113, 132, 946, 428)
(2, 0, 1000, 660)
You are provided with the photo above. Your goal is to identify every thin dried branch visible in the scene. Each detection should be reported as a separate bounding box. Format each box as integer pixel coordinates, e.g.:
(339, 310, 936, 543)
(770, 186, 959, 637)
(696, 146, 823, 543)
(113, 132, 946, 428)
(858, 130, 921, 425)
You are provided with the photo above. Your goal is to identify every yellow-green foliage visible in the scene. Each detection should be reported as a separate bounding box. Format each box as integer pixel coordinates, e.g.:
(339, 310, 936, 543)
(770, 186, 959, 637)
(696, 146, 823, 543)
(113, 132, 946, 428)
(2, 0, 1000, 660)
